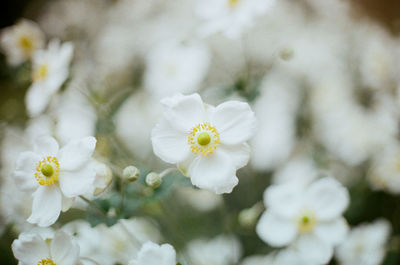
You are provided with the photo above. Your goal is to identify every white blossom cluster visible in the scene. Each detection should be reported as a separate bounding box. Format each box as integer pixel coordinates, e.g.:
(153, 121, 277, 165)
(0, 0, 398, 264)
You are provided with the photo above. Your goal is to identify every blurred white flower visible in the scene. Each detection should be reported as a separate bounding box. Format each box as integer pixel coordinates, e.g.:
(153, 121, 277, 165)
(185, 234, 242, 265)
(12, 230, 79, 265)
(52, 89, 97, 145)
(336, 219, 391, 265)
(26, 39, 73, 117)
(250, 70, 300, 171)
(129, 242, 176, 265)
(151, 93, 256, 194)
(145, 41, 210, 98)
(272, 156, 318, 187)
(97, 218, 161, 265)
(368, 142, 400, 194)
(13, 136, 96, 226)
(176, 186, 223, 212)
(256, 177, 349, 264)
(195, 0, 275, 38)
(0, 19, 45, 66)
(115, 91, 163, 162)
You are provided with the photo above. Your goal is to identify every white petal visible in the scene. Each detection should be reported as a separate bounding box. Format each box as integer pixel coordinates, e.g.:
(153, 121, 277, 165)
(313, 217, 348, 245)
(295, 234, 333, 264)
(28, 185, 62, 227)
(51, 231, 80, 265)
(256, 211, 297, 247)
(264, 183, 303, 219)
(161, 93, 206, 132)
(12, 233, 49, 264)
(306, 177, 349, 221)
(62, 195, 75, 212)
(219, 143, 250, 169)
(151, 117, 190, 164)
(33, 136, 59, 157)
(13, 151, 40, 192)
(132, 242, 176, 265)
(188, 150, 238, 194)
(25, 83, 53, 117)
(58, 137, 96, 171)
(211, 101, 256, 145)
(59, 162, 96, 198)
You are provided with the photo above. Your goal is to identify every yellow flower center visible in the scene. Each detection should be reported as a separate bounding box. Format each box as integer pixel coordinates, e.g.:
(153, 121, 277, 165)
(38, 258, 56, 265)
(297, 212, 317, 233)
(35, 156, 60, 186)
(228, 0, 240, 7)
(19, 35, 34, 53)
(32, 64, 49, 82)
(188, 123, 220, 156)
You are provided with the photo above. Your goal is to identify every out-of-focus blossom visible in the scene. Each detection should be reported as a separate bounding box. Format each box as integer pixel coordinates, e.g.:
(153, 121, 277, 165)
(13, 136, 96, 226)
(368, 142, 400, 194)
(0, 19, 45, 66)
(195, 0, 275, 38)
(129, 242, 176, 265)
(12, 229, 80, 265)
(145, 41, 210, 98)
(250, 70, 300, 171)
(175, 186, 223, 212)
(26, 39, 73, 117)
(336, 219, 391, 265)
(256, 177, 349, 264)
(151, 93, 256, 194)
(185, 234, 242, 265)
(97, 218, 161, 265)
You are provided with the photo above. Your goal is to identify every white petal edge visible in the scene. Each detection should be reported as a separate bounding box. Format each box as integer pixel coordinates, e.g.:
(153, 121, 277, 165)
(12, 233, 49, 264)
(59, 162, 96, 198)
(256, 211, 297, 247)
(51, 231, 80, 265)
(211, 101, 257, 145)
(33, 136, 59, 157)
(13, 151, 40, 192)
(27, 185, 62, 227)
(58, 136, 96, 171)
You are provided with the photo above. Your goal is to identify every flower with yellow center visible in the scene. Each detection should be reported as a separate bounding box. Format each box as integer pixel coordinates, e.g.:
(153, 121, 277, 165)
(13, 136, 97, 227)
(152, 93, 256, 194)
(256, 177, 350, 264)
(12, 230, 80, 265)
(0, 19, 45, 65)
(25, 39, 73, 117)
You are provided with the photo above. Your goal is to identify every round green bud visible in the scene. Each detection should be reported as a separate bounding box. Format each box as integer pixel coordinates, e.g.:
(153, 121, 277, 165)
(197, 132, 211, 146)
(122, 166, 140, 182)
(41, 164, 54, 177)
(146, 172, 162, 189)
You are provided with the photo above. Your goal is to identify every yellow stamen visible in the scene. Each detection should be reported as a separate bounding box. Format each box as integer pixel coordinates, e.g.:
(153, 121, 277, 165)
(297, 212, 317, 233)
(32, 64, 48, 82)
(35, 156, 60, 186)
(228, 0, 240, 7)
(38, 258, 56, 265)
(19, 35, 34, 53)
(188, 123, 220, 156)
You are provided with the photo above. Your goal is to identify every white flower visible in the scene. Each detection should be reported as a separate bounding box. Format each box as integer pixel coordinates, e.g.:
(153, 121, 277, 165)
(336, 220, 391, 265)
(145, 41, 210, 98)
(26, 39, 74, 117)
(256, 177, 350, 264)
(13, 136, 97, 226)
(12, 230, 79, 265)
(151, 93, 257, 194)
(368, 142, 400, 194)
(129, 242, 176, 265)
(0, 19, 45, 66)
(184, 234, 242, 265)
(195, 0, 276, 38)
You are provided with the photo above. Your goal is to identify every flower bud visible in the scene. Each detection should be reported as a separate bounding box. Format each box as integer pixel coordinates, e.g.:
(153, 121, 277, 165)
(146, 172, 162, 189)
(122, 166, 140, 182)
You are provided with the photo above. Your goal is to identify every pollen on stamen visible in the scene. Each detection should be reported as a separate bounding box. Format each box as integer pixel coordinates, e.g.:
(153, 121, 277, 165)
(37, 258, 56, 265)
(35, 156, 60, 186)
(188, 123, 220, 156)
